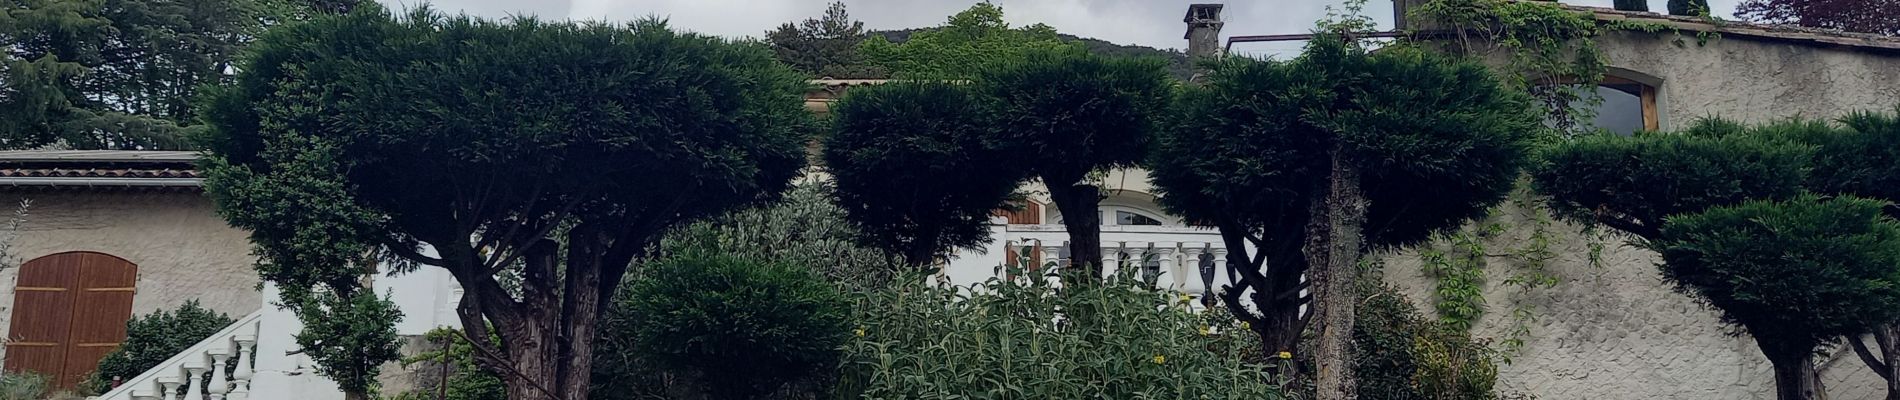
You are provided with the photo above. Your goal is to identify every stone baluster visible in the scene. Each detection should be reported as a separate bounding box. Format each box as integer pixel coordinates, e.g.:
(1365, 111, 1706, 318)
(131, 384, 158, 400)
(1154, 246, 1178, 291)
(183, 359, 207, 400)
(229, 329, 256, 400)
(208, 345, 231, 400)
(1183, 247, 1206, 295)
(1040, 242, 1063, 287)
(157, 375, 182, 400)
(1125, 245, 1149, 285)
(1209, 247, 1230, 290)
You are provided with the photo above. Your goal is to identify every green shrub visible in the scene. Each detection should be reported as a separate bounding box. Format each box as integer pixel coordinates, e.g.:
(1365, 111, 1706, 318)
(1354, 284, 1498, 400)
(83, 300, 235, 394)
(838, 271, 1288, 399)
(653, 183, 901, 292)
(388, 328, 504, 400)
(608, 251, 851, 400)
(0, 373, 47, 400)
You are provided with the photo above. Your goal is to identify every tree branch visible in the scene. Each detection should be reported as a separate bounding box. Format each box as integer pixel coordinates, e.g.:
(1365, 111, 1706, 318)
(1593, 206, 1659, 240)
(1851, 334, 1893, 381)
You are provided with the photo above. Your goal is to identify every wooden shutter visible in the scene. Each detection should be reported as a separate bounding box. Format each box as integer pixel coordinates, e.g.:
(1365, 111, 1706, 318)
(994, 202, 1042, 225)
(5, 252, 137, 389)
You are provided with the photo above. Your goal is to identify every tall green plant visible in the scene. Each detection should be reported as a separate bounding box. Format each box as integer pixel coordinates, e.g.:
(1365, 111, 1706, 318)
(839, 270, 1287, 399)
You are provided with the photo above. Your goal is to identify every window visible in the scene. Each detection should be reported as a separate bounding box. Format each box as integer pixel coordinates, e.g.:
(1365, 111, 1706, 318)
(1547, 76, 1659, 136)
(1116, 210, 1164, 226)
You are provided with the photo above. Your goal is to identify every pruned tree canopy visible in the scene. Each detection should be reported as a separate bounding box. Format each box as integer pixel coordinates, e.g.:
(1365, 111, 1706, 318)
(200, 6, 813, 399)
(823, 81, 1020, 268)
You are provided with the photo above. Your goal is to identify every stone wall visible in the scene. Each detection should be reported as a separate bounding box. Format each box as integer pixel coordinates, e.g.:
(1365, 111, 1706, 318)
(1379, 201, 1884, 399)
(0, 191, 259, 362)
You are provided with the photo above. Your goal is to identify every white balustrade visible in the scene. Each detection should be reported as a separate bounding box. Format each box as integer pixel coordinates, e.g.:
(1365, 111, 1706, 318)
(948, 223, 1255, 309)
(91, 311, 264, 400)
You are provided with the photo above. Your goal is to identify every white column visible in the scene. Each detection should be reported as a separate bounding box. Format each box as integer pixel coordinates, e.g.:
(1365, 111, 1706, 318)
(1183, 247, 1206, 295)
(1154, 246, 1178, 290)
(157, 376, 181, 400)
(229, 329, 255, 400)
(1101, 243, 1121, 279)
(1040, 242, 1063, 288)
(183, 360, 206, 400)
(1209, 247, 1230, 290)
(1125, 245, 1149, 285)
(208, 346, 231, 400)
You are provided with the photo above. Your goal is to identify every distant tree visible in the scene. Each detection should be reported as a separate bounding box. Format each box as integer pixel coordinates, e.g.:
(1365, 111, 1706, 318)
(858, 3, 1079, 78)
(1152, 36, 1537, 396)
(0, 0, 351, 150)
(1615, 0, 1651, 12)
(1736, 0, 1899, 35)
(1649, 195, 1900, 400)
(976, 48, 1170, 275)
(765, 2, 884, 79)
(824, 81, 1021, 268)
(199, 7, 813, 400)
(1669, 0, 1711, 16)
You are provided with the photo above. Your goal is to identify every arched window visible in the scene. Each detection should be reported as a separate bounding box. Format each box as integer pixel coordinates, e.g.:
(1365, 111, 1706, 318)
(1547, 74, 1660, 136)
(4, 252, 138, 389)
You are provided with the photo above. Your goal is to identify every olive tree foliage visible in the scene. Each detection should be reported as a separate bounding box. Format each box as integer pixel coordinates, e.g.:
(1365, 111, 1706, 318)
(198, 7, 813, 400)
(1151, 36, 1537, 394)
(824, 81, 1022, 269)
(1650, 195, 1900, 400)
(976, 47, 1172, 275)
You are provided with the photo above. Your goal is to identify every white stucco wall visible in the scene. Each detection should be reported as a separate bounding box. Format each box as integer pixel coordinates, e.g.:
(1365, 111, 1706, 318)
(1597, 31, 1900, 130)
(0, 191, 259, 363)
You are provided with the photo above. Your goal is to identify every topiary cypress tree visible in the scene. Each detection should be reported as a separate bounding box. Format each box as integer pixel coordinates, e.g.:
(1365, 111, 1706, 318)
(1615, 0, 1651, 12)
(1668, 0, 1709, 16)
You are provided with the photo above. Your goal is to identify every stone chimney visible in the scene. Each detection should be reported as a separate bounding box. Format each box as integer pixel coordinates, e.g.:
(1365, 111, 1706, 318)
(1184, 4, 1225, 59)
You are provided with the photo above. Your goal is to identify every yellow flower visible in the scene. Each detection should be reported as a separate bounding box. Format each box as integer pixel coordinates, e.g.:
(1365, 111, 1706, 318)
(1178, 293, 1193, 304)
(1151, 355, 1166, 365)
(1239, 321, 1251, 330)
(1198, 326, 1211, 336)
(1277, 351, 1293, 359)
(854, 328, 866, 337)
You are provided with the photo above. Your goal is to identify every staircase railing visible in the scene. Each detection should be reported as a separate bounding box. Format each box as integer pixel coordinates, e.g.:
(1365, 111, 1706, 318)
(89, 310, 261, 400)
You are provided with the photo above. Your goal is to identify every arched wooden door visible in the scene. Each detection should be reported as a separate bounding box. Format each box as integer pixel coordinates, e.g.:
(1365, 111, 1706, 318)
(4, 252, 137, 389)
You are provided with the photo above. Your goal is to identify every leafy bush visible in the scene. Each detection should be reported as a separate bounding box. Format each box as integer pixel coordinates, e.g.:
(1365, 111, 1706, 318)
(0, 373, 47, 400)
(1355, 284, 1499, 400)
(608, 251, 851, 400)
(837, 271, 1288, 399)
(83, 300, 234, 394)
(655, 183, 902, 291)
(388, 328, 504, 400)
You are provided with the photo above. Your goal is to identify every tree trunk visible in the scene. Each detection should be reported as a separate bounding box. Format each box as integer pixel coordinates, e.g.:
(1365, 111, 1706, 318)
(1852, 324, 1900, 400)
(1048, 182, 1104, 279)
(1879, 325, 1900, 400)
(1307, 146, 1367, 400)
(1762, 342, 1824, 400)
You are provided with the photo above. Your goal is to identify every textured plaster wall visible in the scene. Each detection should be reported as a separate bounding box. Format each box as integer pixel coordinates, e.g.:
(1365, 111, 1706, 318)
(1380, 202, 1884, 399)
(1597, 31, 1900, 128)
(0, 191, 259, 363)
(1369, 32, 1900, 400)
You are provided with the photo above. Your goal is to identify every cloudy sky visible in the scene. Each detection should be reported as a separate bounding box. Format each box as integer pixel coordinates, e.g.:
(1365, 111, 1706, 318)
(371, 0, 1744, 57)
